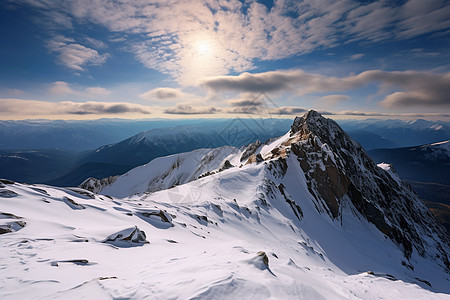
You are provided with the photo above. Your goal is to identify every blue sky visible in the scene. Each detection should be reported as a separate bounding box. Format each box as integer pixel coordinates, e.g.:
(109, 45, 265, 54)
(0, 0, 449, 120)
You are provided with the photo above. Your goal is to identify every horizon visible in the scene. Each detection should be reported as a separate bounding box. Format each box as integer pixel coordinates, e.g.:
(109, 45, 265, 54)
(1, 112, 450, 123)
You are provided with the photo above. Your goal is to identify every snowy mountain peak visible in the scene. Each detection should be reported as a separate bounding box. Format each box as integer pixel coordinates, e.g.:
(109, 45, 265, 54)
(82, 110, 449, 274)
(2, 111, 450, 298)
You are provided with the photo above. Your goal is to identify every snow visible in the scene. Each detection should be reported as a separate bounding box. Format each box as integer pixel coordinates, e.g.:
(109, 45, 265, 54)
(1, 112, 449, 299)
(430, 124, 443, 130)
(96, 146, 239, 198)
(377, 162, 391, 171)
(1, 159, 449, 299)
(259, 131, 291, 158)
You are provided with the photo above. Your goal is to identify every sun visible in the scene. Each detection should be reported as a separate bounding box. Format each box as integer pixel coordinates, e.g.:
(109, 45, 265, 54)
(196, 40, 211, 55)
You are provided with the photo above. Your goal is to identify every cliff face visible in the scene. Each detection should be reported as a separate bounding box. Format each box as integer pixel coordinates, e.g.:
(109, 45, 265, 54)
(285, 111, 449, 269)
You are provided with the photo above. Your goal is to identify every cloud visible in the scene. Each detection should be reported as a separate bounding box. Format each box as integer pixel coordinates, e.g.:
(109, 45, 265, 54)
(371, 71, 450, 108)
(47, 35, 109, 71)
(333, 110, 450, 118)
(0, 99, 151, 117)
(1, 88, 25, 97)
(85, 87, 111, 97)
(164, 104, 218, 115)
(84, 37, 108, 49)
(396, 0, 450, 38)
(350, 54, 365, 61)
(226, 93, 265, 107)
(48, 81, 111, 98)
(202, 71, 302, 93)
(18, 0, 450, 85)
(269, 106, 308, 115)
(225, 106, 264, 115)
(202, 69, 450, 108)
(318, 95, 350, 104)
(49, 81, 74, 95)
(69, 102, 148, 115)
(381, 91, 446, 108)
(139, 87, 188, 101)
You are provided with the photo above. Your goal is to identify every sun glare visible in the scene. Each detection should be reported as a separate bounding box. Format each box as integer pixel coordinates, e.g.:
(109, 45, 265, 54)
(196, 40, 211, 55)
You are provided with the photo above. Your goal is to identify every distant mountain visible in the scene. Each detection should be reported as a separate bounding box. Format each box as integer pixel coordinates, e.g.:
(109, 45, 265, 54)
(2, 111, 447, 298)
(346, 129, 398, 150)
(338, 119, 450, 149)
(3, 117, 449, 187)
(2, 117, 448, 152)
(368, 141, 450, 234)
(407, 181, 450, 234)
(48, 119, 293, 186)
(368, 140, 450, 185)
(0, 119, 220, 151)
(0, 149, 79, 183)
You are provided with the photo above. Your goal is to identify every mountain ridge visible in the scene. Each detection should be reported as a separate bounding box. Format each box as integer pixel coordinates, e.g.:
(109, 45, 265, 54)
(1, 110, 449, 298)
(83, 110, 449, 270)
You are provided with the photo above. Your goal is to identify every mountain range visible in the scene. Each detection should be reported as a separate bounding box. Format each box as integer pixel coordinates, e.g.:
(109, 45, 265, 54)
(1, 117, 449, 188)
(368, 141, 450, 233)
(3, 111, 446, 298)
(369, 140, 450, 185)
(339, 118, 450, 150)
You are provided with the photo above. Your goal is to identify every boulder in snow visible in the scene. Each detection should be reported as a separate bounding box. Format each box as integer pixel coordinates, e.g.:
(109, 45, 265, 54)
(104, 226, 148, 247)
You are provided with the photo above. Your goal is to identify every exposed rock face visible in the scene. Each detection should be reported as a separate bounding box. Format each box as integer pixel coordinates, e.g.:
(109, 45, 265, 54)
(240, 140, 262, 162)
(0, 189, 19, 198)
(104, 226, 148, 247)
(0, 179, 15, 185)
(238, 110, 448, 271)
(80, 176, 118, 194)
(245, 153, 263, 165)
(287, 111, 449, 269)
(257, 251, 269, 267)
(0, 212, 25, 234)
(219, 160, 233, 171)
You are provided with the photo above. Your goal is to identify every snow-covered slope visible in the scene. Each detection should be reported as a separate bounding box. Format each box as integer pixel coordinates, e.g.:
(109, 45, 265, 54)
(2, 111, 449, 299)
(0, 173, 448, 299)
(81, 146, 239, 198)
(84, 110, 449, 269)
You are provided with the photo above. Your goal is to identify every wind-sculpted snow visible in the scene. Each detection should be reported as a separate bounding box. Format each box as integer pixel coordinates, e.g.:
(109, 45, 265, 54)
(1, 162, 449, 299)
(1, 111, 449, 299)
(80, 146, 240, 198)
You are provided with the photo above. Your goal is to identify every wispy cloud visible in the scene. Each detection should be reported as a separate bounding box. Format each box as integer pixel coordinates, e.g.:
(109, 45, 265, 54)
(47, 35, 109, 71)
(226, 93, 265, 107)
(85, 87, 111, 97)
(48, 81, 74, 95)
(16, 0, 450, 84)
(350, 54, 365, 61)
(202, 69, 450, 108)
(0, 99, 151, 117)
(201, 71, 301, 93)
(84, 37, 108, 49)
(269, 106, 308, 115)
(164, 104, 218, 115)
(48, 81, 111, 98)
(318, 95, 350, 105)
(139, 87, 189, 101)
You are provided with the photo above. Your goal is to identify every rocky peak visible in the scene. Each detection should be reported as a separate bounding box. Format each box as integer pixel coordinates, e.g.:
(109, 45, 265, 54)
(285, 110, 449, 270)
